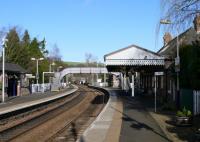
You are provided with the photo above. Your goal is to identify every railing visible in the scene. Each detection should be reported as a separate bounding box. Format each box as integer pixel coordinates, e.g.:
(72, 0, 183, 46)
(193, 90, 200, 115)
(60, 67, 108, 79)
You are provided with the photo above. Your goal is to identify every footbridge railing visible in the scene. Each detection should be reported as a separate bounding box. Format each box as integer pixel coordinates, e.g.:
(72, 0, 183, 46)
(59, 67, 108, 79)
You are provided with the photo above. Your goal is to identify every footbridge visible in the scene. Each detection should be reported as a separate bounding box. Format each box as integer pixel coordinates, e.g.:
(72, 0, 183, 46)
(52, 67, 115, 90)
(58, 67, 108, 79)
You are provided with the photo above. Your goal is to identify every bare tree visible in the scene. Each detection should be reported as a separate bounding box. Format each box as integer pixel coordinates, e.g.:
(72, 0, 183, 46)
(160, 0, 200, 30)
(0, 28, 7, 54)
(85, 52, 98, 67)
(85, 52, 92, 66)
(49, 43, 62, 61)
(0, 27, 6, 39)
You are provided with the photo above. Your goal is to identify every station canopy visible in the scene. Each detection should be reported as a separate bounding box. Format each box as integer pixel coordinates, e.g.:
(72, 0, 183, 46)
(0, 63, 27, 74)
(104, 44, 165, 72)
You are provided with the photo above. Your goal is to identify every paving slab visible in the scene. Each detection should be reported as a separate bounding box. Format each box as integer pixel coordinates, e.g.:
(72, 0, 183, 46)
(0, 86, 78, 115)
(79, 89, 123, 142)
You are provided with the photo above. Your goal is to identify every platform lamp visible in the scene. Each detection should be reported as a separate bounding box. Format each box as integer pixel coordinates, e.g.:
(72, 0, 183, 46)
(160, 19, 180, 108)
(31, 57, 44, 85)
(49, 61, 56, 83)
(1, 37, 8, 103)
(58, 66, 63, 87)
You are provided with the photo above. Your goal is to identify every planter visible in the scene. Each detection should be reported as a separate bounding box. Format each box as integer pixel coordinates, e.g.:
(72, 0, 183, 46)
(195, 129, 200, 141)
(175, 116, 192, 126)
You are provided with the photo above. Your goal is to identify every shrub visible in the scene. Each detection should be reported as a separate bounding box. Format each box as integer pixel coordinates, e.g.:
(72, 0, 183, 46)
(176, 107, 192, 117)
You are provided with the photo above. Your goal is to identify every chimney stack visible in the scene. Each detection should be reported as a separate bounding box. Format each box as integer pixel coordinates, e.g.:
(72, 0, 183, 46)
(163, 32, 172, 46)
(193, 14, 200, 34)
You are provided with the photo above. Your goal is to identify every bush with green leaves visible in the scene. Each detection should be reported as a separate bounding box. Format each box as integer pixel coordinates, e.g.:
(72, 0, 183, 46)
(176, 107, 192, 117)
(180, 42, 200, 90)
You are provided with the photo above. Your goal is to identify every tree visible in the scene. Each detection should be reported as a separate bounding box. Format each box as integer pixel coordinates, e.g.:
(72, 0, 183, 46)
(29, 38, 44, 58)
(0, 27, 7, 42)
(3, 28, 32, 69)
(20, 30, 31, 68)
(39, 38, 48, 57)
(48, 44, 62, 61)
(160, 0, 200, 30)
(22, 30, 30, 45)
(5, 27, 21, 64)
(85, 52, 98, 67)
(85, 53, 92, 66)
(0, 27, 7, 54)
(28, 37, 44, 73)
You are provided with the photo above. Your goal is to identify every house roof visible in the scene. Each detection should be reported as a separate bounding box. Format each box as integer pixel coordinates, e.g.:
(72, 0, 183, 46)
(104, 44, 162, 59)
(104, 44, 165, 66)
(157, 27, 198, 55)
(0, 63, 27, 74)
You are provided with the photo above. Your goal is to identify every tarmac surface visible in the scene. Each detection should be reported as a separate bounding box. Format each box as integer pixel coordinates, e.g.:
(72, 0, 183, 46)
(119, 95, 170, 142)
(80, 89, 170, 142)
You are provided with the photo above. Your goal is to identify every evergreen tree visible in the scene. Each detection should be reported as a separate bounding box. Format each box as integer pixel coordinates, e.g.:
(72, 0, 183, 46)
(5, 27, 21, 64)
(20, 30, 31, 68)
(22, 30, 30, 46)
(39, 38, 48, 56)
(3, 27, 68, 83)
(29, 37, 43, 58)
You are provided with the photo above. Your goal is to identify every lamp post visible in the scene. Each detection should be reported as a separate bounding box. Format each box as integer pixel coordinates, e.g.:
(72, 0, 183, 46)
(42, 72, 54, 93)
(49, 61, 56, 72)
(1, 37, 7, 103)
(96, 61, 99, 84)
(31, 57, 44, 84)
(57, 65, 63, 72)
(160, 19, 180, 108)
(57, 66, 63, 88)
(49, 61, 55, 83)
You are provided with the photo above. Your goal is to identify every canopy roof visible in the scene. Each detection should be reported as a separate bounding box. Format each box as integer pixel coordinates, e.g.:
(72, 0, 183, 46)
(0, 63, 27, 74)
(104, 44, 165, 65)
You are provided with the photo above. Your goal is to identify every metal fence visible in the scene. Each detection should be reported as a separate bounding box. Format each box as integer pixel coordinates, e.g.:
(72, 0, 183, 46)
(193, 90, 200, 115)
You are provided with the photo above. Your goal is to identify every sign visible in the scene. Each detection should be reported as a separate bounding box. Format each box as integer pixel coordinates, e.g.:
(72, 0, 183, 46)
(154, 72, 164, 76)
(175, 57, 180, 66)
(175, 57, 180, 72)
(97, 79, 102, 83)
(36, 73, 39, 80)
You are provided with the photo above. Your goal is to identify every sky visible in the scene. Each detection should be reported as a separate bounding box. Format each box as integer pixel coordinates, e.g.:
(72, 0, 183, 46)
(0, 0, 164, 62)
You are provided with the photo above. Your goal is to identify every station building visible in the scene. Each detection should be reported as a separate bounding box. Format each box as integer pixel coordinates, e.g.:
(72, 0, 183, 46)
(104, 15, 200, 106)
(0, 63, 28, 97)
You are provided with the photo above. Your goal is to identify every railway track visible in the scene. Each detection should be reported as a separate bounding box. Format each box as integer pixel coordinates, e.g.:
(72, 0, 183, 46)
(0, 85, 106, 142)
(48, 90, 105, 142)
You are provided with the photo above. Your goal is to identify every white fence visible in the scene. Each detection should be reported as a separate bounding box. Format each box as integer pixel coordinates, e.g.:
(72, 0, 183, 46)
(31, 83, 51, 93)
(31, 83, 69, 93)
(93, 82, 108, 87)
(193, 90, 200, 115)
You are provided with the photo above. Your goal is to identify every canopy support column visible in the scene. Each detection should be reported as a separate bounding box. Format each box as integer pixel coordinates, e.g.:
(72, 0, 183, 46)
(132, 74, 135, 97)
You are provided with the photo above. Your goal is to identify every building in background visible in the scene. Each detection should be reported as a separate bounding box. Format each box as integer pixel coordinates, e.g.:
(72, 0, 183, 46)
(0, 63, 28, 97)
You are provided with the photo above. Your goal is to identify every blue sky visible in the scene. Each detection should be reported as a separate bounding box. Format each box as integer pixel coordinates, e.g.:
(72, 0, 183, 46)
(0, 0, 164, 62)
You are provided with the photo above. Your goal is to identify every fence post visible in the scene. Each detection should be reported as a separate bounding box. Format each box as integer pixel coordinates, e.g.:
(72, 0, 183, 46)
(198, 91, 199, 115)
(194, 90, 196, 115)
(193, 90, 200, 116)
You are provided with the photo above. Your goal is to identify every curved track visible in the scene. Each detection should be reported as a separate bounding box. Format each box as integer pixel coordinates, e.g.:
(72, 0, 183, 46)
(0, 85, 106, 142)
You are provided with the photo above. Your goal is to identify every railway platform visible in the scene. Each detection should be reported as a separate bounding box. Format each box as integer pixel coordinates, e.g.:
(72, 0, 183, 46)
(0, 85, 78, 116)
(79, 89, 171, 142)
